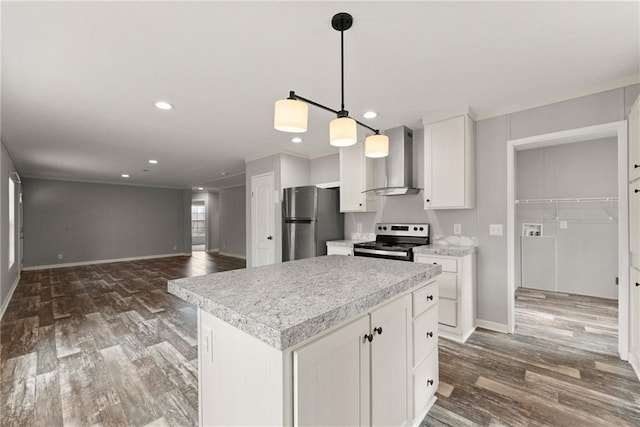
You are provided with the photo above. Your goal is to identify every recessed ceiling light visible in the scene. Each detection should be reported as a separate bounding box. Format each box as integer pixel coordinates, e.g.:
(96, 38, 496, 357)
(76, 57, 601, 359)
(291, 137, 303, 143)
(148, 159, 159, 164)
(198, 187, 204, 190)
(221, 172, 227, 176)
(154, 101, 173, 110)
(363, 111, 377, 119)
(121, 174, 130, 178)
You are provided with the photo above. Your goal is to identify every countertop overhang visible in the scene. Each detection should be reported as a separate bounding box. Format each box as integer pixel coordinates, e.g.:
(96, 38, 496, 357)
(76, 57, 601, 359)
(168, 255, 440, 350)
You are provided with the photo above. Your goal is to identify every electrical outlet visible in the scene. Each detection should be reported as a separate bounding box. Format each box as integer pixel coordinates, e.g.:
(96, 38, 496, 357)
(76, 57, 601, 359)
(357, 223, 363, 232)
(57, 253, 63, 260)
(453, 224, 462, 235)
(172, 245, 177, 251)
(489, 224, 503, 236)
(201, 326, 214, 363)
(560, 221, 568, 229)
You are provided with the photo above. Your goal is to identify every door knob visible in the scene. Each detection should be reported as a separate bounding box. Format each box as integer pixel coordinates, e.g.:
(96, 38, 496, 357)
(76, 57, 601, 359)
(267, 236, 273, 240)
(373, 327, 383, 335)
(363, 334, 373, 343)
(427, 295, 434, 301)
(635, 164, 639, 169)
(426, 331, 433, 338)
(427, 379, 434, 386)
(636, 282, 639, 287)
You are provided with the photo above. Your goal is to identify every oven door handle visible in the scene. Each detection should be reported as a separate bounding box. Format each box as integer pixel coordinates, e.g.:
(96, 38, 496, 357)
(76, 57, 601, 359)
(353, 248, 409, 257)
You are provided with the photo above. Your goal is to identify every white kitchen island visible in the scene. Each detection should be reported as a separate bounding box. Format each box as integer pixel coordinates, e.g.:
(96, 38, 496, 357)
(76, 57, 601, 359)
(168, 255, 441, 426)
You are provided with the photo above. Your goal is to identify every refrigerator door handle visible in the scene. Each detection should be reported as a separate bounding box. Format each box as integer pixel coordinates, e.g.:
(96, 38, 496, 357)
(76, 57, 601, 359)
(284, 218, 314, 224)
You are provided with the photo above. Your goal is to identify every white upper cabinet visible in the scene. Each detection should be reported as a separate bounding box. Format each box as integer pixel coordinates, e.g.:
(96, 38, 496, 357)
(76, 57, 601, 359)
(340, 142, 377, 212)
(629, 95, 640, 182)
(423, 115, 475, 209)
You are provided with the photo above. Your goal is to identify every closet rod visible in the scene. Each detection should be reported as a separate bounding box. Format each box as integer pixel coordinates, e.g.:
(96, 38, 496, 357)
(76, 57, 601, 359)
(516, 197, 618, 204)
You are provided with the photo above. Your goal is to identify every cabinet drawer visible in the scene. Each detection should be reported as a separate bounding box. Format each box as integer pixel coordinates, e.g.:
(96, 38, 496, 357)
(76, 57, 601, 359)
(415, 256, 457, 273)
(413, 282, 438, 317)
(413, 349, 438, 420)
(438, 298, 457, 327)
(437, 272, 458, 300)
(413, 306, 438, 368)
(327, 246, 353, 256)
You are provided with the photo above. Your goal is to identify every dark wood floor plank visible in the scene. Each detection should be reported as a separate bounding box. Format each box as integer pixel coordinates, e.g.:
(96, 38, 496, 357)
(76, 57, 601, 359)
(3, 254, 638, 426)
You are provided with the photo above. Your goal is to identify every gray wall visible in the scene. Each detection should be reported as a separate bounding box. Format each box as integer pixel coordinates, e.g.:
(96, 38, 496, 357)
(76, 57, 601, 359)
(344, 84, 638, 326)
(311, 153, 340, 185)
(219, 186, 246, 258)
(1, 141, 21, 312)
(22, 178, 191, 267)
(516, 138, 618, 299)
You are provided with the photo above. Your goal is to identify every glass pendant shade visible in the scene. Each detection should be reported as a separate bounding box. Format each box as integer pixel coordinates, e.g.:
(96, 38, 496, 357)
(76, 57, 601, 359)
(365, 134, 389, 158)
(274, 99, 308, 133)
(329, 117, 357, 147)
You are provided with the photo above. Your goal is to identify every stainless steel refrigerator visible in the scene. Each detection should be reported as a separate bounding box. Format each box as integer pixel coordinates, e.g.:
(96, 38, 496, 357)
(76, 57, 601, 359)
(283, 186, 344, 261)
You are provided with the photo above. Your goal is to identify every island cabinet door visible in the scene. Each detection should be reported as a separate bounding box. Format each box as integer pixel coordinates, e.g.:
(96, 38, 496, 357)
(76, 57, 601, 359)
(370, 294, 412, 426)
(293, 315, 371, 426)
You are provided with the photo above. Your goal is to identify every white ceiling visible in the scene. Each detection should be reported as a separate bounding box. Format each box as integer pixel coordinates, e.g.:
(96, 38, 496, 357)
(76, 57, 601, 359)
(2, 1, 638, 190)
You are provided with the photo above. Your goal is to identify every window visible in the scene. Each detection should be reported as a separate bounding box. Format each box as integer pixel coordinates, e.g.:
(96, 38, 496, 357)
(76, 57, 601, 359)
(191, 203, 206, 236)
(8, 177, 15, 268)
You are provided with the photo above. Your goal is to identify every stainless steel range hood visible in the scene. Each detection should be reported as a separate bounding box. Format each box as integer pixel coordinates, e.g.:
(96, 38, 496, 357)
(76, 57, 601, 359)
(370, 125, 421, 196)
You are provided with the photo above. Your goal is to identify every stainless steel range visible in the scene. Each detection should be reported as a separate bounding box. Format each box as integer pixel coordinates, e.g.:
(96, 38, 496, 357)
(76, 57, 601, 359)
(353, 223, 430, 261)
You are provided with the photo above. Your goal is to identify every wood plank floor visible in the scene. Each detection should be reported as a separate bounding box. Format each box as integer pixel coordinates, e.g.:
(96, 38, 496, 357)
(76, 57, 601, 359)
(0, 253, 245, 427)
(423, 287, 640, 426)
(2, 258, 639, 426)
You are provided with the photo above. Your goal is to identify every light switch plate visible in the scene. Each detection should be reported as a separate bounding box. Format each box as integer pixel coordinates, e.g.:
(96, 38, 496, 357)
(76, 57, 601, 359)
(357, 223, 363, 232)
(560, 221, 568, 229)
(453, 224, 462, 235)
(489, 224, 503, 236)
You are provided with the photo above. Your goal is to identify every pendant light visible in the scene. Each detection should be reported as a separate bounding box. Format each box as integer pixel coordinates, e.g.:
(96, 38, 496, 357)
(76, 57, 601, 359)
(273, 12, 388, 157)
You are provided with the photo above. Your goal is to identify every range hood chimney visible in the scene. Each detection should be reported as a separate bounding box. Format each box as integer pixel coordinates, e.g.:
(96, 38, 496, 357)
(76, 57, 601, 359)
(371, 125, 421, 196)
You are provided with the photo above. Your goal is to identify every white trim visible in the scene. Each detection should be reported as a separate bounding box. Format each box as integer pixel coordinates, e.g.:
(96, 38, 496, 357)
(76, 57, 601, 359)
(630, 353, 640, 381)
(422, 107, 477, 125)
(439, 326, 477, 343)
(475, 74, 640, 121)
(218, 251, 247, 260)
(506, 120, 629, 359)
(20, 175, 185, 190)
(0, 273, 21, 321)
(315, 181, 340, 189)
(475, 319, 509, 334)
(22, 253, 190, 271)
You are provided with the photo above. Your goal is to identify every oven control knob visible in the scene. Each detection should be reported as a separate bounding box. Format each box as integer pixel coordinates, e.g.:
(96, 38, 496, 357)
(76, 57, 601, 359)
(383, 226, 387, 230)
(378, 226, 381, 230)
(414, 227, 418, 231)
(419, 227, 424, 231)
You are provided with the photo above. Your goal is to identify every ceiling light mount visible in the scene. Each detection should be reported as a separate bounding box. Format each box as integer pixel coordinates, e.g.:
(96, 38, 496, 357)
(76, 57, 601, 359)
(274, 12, 388, 157)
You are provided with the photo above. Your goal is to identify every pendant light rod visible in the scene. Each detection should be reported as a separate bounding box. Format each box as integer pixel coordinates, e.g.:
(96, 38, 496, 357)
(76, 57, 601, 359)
(286, 91, 380, 135)
(340, 28, 345, 113)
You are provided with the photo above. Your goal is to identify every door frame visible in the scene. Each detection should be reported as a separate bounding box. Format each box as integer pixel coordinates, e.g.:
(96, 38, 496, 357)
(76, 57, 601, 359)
(191, 198, 208, 252)
(506, 120, 629, 359)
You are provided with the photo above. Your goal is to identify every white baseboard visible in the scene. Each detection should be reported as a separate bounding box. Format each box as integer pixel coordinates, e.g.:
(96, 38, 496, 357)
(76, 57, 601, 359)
(22, 253, 190, 271)
(206, 248, 220, 253)
(475, 319, 509, 333)
(0, 273, 21, 321)
(630, 354, 640, 381)
(218, 251, 246, 260)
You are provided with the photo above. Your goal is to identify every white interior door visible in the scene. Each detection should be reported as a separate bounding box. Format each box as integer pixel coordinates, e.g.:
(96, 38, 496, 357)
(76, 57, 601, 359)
(251, 172, 275, 267)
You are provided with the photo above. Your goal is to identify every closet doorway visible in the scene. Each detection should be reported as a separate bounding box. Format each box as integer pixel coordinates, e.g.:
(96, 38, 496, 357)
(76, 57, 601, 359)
(506, 121, 629, 359)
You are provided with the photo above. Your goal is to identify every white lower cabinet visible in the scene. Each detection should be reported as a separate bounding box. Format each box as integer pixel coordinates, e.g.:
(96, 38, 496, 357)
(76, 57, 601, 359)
(198, 280, 438, 426)
(294, 315, 371, 426)
(294, 281, 438, 426)
(415, 253, 476, 342)
(294, 294, 411, 426)
(630, 267, 640, 378)
(326, 245, 354, 256)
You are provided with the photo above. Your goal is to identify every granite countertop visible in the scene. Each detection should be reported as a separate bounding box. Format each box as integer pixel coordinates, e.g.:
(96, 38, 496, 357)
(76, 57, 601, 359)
(413, 244, 477, 257)
(325, 239, 368, 247)
(168, 256, 440, 351)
